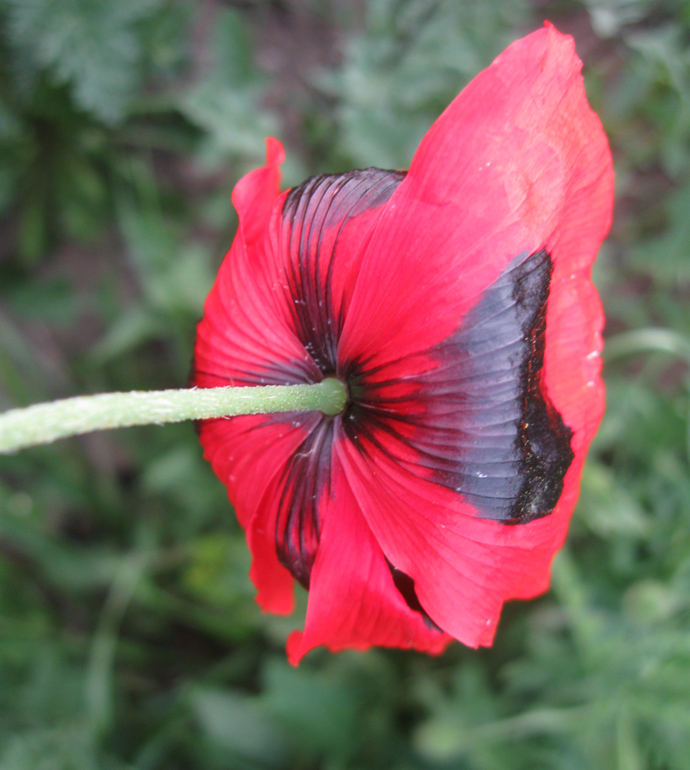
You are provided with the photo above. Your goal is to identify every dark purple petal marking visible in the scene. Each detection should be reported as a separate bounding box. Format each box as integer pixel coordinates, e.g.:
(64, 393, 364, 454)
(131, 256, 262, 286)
(272, 168, 404, 586)
(417, 249, 574, 523)
(274, 414, 335, 588)
(337, 249, 573, 526)
(281, 168, 405, 378)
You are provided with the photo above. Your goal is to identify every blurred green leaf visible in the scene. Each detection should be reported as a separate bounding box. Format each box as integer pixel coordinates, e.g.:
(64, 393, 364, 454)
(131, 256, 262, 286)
(3, 0, 159, 125)
(177, 9, 277, 163)
(629, 183, 690, 284)
(0, 727, 106, 770)
(263, 658, 362, 760)
(189, 687, 288, 766)
(318, 0, 531, 169)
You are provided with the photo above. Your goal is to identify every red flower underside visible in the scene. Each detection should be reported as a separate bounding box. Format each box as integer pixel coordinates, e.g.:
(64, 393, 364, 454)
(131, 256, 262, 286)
(193, 23, 614, 662)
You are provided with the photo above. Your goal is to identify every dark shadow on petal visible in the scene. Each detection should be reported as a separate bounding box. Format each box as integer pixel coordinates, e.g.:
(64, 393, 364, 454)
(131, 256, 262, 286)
(386, 560, 444, 633)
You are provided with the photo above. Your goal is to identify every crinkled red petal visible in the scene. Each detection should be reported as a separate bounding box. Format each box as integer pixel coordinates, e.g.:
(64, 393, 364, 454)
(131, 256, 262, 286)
(197, 413, 325, 615)
(194, 139, 312, 390)
(340, 23, 612, 375)
(338, 429, 572, 646)
(286, 445, 453, 664)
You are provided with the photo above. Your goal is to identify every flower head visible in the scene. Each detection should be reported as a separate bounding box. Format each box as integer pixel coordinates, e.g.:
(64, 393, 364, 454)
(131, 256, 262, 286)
(192, 23, 614, 664)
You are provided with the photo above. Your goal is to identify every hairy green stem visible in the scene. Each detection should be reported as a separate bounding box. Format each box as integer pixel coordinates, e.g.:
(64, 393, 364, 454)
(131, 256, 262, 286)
(0, 379, 347, 455)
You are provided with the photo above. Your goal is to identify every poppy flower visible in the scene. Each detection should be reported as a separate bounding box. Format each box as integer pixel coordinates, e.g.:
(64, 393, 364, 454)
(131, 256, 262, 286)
(192, 22, 614, 664)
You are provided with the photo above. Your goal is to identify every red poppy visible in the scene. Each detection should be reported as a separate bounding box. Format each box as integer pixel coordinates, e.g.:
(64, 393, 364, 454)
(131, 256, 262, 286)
(192, 23, 614, 664)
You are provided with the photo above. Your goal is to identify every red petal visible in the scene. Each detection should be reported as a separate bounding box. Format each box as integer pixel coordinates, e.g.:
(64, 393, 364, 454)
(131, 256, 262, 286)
(286, 445, 452, 664)
(194, 138, 315, 389)
(198, 414, 319, 614)
(193, 138, 309, 613)
(331, 24, 613, 646)
(338, 435, 569, 647)
(234, 137, 284, 247)
(340, 23, 613, 372)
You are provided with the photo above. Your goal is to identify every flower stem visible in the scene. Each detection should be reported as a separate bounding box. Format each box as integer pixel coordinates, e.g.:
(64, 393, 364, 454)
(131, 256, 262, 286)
(0, 379, 347, 455)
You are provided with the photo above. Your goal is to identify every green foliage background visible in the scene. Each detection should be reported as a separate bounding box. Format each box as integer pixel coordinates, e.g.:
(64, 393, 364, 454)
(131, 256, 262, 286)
(1, 0, 689, 767)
